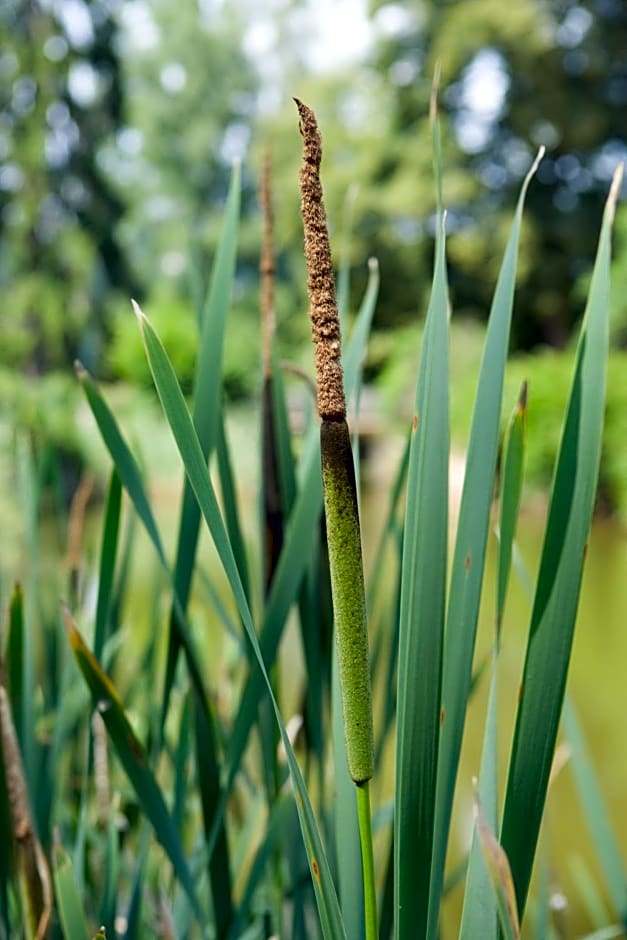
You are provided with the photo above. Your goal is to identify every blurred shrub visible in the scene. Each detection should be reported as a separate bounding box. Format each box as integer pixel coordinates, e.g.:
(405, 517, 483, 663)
(108, 291, 263, 400)
(376, 321, 627, 520)
(108, 294, 199, 395)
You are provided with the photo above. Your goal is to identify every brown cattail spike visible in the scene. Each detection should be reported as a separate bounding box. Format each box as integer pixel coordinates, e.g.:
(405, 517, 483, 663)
(294, 98, 346, 420)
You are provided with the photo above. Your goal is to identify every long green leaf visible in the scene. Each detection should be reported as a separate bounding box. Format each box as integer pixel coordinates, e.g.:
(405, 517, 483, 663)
(496, 384, 527, 636)
(94, 469, 122, 662)
(459, 387, 527, 940)
(563, 698, 627, 925)
(394, 199, 449, 939)
(52, 843, 90, 940)
(474, 794, 520, 940)
(163, 162, 241, 721)
(63, 605, 204, 923)
(428, 149, 543, 938)
(134, 303, 347, 939)
(500, 166, 622, 918)
(6, 584, 24, 744)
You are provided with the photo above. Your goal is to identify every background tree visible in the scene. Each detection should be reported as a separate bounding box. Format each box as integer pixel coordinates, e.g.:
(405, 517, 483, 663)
(367, 0, 627, 347)
(0, 0, 135, 372)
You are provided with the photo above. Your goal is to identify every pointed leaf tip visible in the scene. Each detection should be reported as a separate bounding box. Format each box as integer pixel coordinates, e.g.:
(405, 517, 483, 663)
(74, 360, 87, 380)
(606, 163, 624, 224)
(130, 299, 144, 322)
(525, 147, 544, 188)
(429, 62, 441, 122)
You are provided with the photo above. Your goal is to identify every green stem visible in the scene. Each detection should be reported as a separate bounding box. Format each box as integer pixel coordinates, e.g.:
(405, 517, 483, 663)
(356, 781, 378, 940)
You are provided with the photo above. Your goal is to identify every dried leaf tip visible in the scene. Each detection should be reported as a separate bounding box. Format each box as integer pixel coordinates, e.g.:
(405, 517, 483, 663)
(295, 99, 346, 420)
(130, 298, 144, 322)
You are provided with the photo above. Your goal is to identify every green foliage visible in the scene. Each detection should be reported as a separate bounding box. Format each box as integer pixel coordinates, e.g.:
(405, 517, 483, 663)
(108, 294, 199, 395)
(0, 0, 135, 372)
(376, 327, 627, 521)
(0, 108, 624, 940)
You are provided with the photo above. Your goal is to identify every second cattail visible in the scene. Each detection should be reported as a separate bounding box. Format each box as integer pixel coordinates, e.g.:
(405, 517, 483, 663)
(295, 98, 374, 785)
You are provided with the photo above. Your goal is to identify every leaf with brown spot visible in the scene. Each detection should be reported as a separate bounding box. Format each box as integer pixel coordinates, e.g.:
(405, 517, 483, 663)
(474, 788, 520, 940)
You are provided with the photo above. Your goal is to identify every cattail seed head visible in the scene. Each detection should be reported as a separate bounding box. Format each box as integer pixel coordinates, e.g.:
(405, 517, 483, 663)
(294, 98, 346, 420)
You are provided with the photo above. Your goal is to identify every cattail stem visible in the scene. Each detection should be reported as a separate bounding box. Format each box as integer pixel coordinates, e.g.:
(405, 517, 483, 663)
(295, 97, 374, 785)
(296, 99, 377, 938)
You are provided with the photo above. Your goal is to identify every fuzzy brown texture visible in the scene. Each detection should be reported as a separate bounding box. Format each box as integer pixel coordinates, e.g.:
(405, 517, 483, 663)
(259, 147, 276, 379)
(295, 98, 346, 420)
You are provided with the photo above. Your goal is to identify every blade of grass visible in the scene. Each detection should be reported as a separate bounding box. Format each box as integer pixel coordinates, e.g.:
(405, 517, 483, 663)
(94, 469, 122, 662)
(134, 303, 347, 939)
(500, 166, 623, 918)
(77, 366, 229, 906)
(570, 854, 613, 928)
(474, 791, 520, 940)
(5, 584, 24, 747)
(427, 148, 544, 939)
(395, 85, 450, 934)
(163, 162, 241, 720)
(460, 385, 527, 940)
(395, 214, 449, 935)
(563, 697, 626, 925)
(496, 383, 527, 640)
(52, 842, 90, 940)
(217, 410, 251, 603)
(63, 604, 205, 923)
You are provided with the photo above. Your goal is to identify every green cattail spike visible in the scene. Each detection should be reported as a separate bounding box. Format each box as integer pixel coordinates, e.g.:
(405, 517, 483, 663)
(295, 98, 374, 784)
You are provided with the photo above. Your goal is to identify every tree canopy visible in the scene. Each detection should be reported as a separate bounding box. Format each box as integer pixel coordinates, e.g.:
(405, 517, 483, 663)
(1, 0, 625, 378)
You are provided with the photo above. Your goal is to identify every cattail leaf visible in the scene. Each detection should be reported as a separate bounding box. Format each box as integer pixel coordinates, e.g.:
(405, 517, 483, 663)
(133, 304, 346, 939)
(428, 149, 543, 938)
(93, 469, 122, 662)
(460, 384, 528, 940)
(163, 161, 242, 717)
(500, 166, 623, 918)
(216, 410, 250, 603)
(63, 605, 205, 923)
(395, 199, 449, 936)
(474, 790, 520, 940)
(563, 698, 627, 924)
(497, 383, 527, 634)
(459, 657, 499, 940)
(5, 583, 24, 743)
(52, 842, 90, 940)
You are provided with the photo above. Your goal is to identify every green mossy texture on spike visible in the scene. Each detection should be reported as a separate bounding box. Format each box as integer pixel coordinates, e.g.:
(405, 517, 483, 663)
(320, 419, 374, 784)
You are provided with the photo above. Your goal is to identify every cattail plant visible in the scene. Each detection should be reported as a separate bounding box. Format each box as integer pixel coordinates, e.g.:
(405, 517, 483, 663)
(295, 97, 377, 935)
